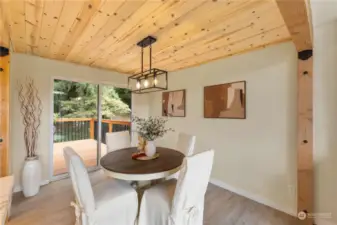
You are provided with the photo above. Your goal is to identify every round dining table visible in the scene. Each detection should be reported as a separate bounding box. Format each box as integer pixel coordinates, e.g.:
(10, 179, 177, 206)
(100, 147, 185, 181)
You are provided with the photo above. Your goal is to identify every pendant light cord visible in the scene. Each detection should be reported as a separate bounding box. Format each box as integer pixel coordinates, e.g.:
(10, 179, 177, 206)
(141, 47, 144, 74)
(150, 44, 152, 71)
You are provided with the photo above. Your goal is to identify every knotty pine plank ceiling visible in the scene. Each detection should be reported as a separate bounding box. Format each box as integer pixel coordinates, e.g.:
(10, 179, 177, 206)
(0, 0, 291, 74)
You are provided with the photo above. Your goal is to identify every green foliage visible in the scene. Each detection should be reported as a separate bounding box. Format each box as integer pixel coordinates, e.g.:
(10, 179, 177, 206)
(53, 113, 59, 124)
(132, 116, 173, 141)
(114, 87, 131, 108)
(54, 80, 131, 119)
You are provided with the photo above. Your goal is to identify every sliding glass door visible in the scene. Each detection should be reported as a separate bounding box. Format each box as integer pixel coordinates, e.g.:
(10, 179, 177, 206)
(52, 79, 131, 177)
(53, 80, 99, 176)
(99, 85, 132, 151)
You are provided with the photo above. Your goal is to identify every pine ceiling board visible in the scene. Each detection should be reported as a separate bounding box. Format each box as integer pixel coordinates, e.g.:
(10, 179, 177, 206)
(130, 25, 291, 72)
(71, 0, 147, 65)
(64, 0, 124, 62)
(109, 0, 261, 71)
(25, 0, 45, 53)
(91, 0, 205, 68)
(152, 0, 270, 62)
(37, 0, 65, 57)
(2, 0, 26, 52)
(56, 0, 102, 60)
(48, 0, 84, 58)
(123, 24, 289, 73)
(4, 0, 291, 73)
(146, 2, 288, 69)
(80, 0, 162, 66)
(83, 0, 164, 64)
(148, 0, 255, 55)
(159, 26, 291, 72)
(170, 38, 290, 72)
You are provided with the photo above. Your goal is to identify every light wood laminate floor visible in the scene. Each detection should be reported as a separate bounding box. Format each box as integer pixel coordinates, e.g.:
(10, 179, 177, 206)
(8, 171, 299, 225)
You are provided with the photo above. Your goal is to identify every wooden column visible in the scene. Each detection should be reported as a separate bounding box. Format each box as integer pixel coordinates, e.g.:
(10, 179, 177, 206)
(275, 0, 313, 224)
(0, 48, 10, 177)
(297, 50, 313, 224)
(0, 8, 10, 177)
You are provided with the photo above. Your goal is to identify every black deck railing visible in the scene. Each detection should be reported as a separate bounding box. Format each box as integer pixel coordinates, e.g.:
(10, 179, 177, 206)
(54, 118, 131, 144)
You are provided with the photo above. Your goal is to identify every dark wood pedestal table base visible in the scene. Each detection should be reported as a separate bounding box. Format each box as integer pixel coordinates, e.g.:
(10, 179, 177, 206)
(100, 147, 185, 187)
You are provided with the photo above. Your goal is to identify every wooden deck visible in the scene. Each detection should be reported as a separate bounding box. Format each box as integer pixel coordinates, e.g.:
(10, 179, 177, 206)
(53, 139, 107, 175)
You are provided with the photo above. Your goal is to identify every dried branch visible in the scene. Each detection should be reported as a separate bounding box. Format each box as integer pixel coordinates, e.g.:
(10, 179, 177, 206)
(17, 77, 43, 158)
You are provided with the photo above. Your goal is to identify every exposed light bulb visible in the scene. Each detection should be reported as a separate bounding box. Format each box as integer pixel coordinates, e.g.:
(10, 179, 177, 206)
(136, 80, 141, 89)
(144, 79, 149, 88)
(153, 77, 158, 86)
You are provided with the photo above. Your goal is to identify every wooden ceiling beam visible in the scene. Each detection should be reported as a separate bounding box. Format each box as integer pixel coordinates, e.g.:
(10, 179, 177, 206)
(275, 1, 313, 224)
(275, 0, 312, 51)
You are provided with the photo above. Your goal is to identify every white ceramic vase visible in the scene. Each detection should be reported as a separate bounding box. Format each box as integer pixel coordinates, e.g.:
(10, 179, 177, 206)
(145, 141, 156, 157)
(22, 156, 41, 197)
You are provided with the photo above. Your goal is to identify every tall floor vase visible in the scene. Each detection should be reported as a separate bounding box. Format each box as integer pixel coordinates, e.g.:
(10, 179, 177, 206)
(22, 157, 41, 197)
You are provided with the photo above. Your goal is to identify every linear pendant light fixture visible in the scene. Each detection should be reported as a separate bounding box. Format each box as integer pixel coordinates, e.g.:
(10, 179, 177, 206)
(128, 36, 168, 94)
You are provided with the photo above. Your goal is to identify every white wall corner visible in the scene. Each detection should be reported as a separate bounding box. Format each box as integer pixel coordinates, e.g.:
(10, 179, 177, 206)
(13, 180, 50, 193)
(210, 178, 297, 217)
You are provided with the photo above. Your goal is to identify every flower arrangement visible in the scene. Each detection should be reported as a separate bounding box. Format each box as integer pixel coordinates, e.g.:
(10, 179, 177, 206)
(132, 116, 173, 141)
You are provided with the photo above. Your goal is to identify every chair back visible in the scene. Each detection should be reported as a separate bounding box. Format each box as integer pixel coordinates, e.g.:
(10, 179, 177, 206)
(63, 147, 95, 215)
(176, 132, 196, 156)
(106, 131, 131, 153)
(171, 150, 214, 225)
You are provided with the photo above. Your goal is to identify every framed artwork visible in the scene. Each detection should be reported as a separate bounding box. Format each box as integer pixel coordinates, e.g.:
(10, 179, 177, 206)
(162, 89, 186, 117)
(204, 81, 246, 119)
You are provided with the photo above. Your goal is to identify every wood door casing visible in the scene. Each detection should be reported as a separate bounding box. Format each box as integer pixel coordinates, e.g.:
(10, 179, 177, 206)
(0, 48, 10, 177)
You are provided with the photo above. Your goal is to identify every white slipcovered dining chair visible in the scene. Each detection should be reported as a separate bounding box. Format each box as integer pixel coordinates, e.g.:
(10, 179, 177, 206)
(63, 147, 138, 225)
(138, 149, 214, 225)
(176, 132, 196, 157)
(106, 131, 131, 153)
(168, 132, 196, 179)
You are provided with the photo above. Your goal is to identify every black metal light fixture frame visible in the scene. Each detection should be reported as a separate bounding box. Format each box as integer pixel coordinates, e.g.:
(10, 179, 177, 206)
(128, 36, 168, 94)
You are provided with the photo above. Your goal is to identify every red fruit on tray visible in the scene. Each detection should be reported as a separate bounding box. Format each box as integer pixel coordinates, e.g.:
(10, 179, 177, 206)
(132, 152, 146, 160)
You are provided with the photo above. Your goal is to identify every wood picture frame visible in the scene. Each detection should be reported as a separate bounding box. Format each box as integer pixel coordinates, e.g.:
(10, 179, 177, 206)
(204, 81, 246, 119)
(162, 89, 186, 117)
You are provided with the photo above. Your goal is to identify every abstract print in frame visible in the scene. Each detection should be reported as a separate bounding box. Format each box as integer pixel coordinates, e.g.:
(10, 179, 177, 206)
(162, 90, 186, 117)
(204, 81, 246, 119)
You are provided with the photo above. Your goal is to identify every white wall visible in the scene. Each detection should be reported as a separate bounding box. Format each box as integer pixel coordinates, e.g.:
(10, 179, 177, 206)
(147, 42, 298, 215)
(313, 19, 337, 225)
(131, 94, 150, 145)
(9, 53, 128, 188)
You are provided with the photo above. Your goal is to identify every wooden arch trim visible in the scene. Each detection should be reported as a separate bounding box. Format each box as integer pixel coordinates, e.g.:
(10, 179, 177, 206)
(275, 0, 313, 224)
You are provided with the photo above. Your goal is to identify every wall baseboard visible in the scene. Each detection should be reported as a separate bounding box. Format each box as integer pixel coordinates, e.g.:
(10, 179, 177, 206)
(13, 180, 50, 193)
(210, 178, 297, 217)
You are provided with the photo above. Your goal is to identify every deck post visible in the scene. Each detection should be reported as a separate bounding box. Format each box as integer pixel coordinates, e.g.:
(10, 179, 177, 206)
(108, 123, 113, 133)
(90, 118, 95, 139)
